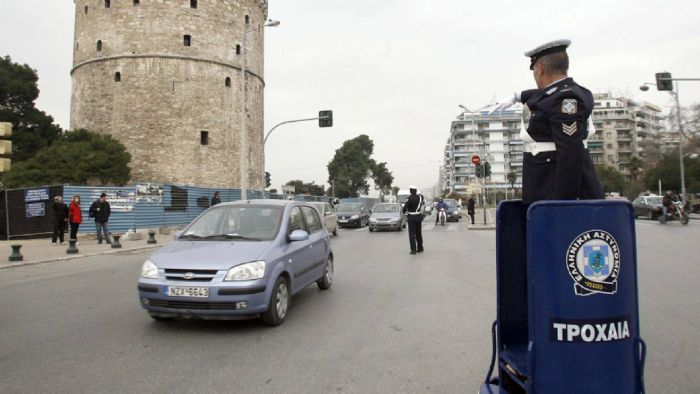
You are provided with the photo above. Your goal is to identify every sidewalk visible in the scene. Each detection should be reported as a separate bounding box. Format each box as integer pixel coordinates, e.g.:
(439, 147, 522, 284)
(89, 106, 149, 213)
(468, 208, 497, 230)
(0, 232, 172, 270)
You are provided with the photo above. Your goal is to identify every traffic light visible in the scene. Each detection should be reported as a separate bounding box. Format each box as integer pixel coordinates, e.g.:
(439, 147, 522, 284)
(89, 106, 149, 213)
(655, 72, 673, 91)
(475, 163, 483, 178)
(319, 110, 333, 128)
(484, 161, 491, 178)
(265, 171, 271, 188)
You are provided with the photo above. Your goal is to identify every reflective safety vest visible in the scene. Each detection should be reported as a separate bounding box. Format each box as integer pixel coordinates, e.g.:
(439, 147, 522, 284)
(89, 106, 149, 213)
(406, 195, 424, 215)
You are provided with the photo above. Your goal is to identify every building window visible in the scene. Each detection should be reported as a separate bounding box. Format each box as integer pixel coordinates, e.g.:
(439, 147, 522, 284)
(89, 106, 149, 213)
(105, 0, 110, 8)
(183, 35, 191, 46)
(236, 44, 241, 55)
(133, 0, 140, 5)
(96, 40, 102, 51)
(114, 72, 121, 82)
(245, 15, 250, 24)
(190, 0, 197, 8)
(85, 5, 88, 14)
(200, 131, 209, 146)
(225, 77, 231, 87)
(76, 42, 79, 50)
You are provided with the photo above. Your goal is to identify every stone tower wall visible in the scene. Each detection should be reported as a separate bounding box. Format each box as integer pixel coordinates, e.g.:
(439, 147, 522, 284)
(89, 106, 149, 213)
(70, 0, 268, 188)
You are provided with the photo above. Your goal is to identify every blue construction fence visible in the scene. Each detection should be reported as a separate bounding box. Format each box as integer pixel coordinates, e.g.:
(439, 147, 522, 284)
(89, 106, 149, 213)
(62, 183, 332, 235)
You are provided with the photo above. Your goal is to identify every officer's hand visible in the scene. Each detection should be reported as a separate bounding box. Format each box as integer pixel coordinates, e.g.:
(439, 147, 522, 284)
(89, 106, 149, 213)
(489, 94, 517, 113)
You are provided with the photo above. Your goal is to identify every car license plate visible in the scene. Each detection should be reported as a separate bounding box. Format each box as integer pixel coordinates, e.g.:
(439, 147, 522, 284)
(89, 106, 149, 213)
(338, 219, 348, 223)
(166, 286, 209, 298)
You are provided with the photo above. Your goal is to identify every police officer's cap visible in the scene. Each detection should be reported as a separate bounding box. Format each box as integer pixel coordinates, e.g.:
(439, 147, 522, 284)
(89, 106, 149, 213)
(408, 185, 417, 190)
(524, 39, 571, 70)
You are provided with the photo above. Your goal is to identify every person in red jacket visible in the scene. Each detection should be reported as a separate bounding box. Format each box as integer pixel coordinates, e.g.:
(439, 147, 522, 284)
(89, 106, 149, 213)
(68, 195, 83, 243)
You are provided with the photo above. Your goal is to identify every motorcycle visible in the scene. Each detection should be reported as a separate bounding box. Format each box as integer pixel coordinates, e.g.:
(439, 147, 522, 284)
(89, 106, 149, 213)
(660, 200, 689, 225)
(438, 208, 447, 226)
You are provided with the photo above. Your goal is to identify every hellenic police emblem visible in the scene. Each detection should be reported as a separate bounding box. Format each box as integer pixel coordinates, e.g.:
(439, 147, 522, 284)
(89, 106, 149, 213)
(566, 230, 620, 296)
(561, 98, 577, 115)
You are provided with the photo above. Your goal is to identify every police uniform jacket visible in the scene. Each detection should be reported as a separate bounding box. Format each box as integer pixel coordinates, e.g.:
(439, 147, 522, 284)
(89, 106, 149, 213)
(519, 77, 604, 203)
(402, 194, 424, 222)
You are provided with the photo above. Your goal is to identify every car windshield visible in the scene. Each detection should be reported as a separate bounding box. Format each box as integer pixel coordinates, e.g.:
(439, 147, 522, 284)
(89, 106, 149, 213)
(646, 197, 662, 204)
(181, 205, 283, 241)
(445, 200, 458, 207)
(337, 203, 362, 212)
(373, 204, 399, 213)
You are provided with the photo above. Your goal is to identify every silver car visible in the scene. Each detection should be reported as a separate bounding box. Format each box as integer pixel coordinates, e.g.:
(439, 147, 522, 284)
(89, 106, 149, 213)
(311, 202, 338, 236)
(369, 203, 405, 232)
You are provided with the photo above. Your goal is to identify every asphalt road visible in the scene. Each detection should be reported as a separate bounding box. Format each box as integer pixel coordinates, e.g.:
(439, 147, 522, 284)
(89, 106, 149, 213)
(1, 215, 699, 393)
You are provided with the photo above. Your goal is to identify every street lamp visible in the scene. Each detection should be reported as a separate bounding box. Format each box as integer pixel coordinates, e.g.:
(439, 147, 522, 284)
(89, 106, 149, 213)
(239, 19, 280, 201)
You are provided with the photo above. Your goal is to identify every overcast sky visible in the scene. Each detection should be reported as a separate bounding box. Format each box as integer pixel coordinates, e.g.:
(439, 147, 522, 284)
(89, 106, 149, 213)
(2, 0, 700, 194)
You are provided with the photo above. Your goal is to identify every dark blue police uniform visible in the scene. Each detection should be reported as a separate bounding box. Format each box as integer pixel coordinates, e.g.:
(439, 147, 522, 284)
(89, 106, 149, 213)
(519, 78, 604, 203)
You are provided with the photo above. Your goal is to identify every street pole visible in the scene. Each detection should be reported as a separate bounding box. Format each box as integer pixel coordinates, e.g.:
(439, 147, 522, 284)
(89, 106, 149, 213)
(261, 116, 327, 195)
(672, 84, 687, 200)
(240, 20, 279, 200)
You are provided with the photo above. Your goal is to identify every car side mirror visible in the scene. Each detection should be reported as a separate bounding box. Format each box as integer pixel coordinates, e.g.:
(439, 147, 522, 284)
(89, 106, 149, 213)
(288, 229, 309, 242)
(369, 209, 373, 214)
(174, 230, 184, 240)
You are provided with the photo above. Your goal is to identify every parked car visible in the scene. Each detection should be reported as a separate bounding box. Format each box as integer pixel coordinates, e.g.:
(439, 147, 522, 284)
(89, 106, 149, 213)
(335, 203, 370, 228)
(137, 200, 334, 326)
(632, 195, 663, 220)
(369, 203, 405, 232)
(311, 202, 338, 236)
(444, 199, 461, 221)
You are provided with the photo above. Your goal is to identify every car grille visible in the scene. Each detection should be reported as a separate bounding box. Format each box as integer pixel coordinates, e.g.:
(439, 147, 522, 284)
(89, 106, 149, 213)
(164, 269, 218, 282)
(147, 300, 242, 310)
(377, 218, 391, 222)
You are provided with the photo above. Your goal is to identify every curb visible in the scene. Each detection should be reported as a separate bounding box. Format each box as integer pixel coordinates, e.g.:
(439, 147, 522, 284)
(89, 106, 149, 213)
(468, 225, 496, 230)
(0, 244, 162, 270)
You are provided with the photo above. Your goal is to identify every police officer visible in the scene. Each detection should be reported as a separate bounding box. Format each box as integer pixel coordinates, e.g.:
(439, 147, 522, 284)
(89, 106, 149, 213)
(402, 185, 424, 255)
(492, 39, 603, 203)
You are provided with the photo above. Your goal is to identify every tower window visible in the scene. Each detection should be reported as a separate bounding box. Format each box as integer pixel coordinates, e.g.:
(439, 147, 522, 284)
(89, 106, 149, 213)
(114, 72, 121, 82)
(105, 0, 110, 8)
(236, 45, 241, 55)
(96, 40, 102, 51)
(133, 0, 140, 5)
(85, 5, 88, 14)
(190, 0, 197, 8)
(200, 131, 209, 146)
(76, 42, 79, 50)
(245, 15, 250, 24)
(183, 35, 191, 47)
(225, 77, 231, 87)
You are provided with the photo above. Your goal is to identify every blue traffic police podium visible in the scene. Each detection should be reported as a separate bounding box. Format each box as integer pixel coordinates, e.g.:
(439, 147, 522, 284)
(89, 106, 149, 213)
(480, 200, 646, 394)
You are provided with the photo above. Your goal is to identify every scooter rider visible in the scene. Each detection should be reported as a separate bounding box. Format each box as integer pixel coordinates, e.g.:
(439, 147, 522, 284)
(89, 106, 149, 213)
(662, 190, 676, 222)
(435, 198, 448, 225)
(402, 185, 425, 255)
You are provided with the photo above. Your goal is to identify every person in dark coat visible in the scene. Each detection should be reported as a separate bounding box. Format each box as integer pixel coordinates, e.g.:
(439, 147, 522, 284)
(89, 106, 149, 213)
(51, 196, 69, 245)
(401, 185, 425, 255)
(467, 196, 476, 224)
(492, 39, 603, 203)
(89, 193, 112, 244)
(211, 191, 222, 206)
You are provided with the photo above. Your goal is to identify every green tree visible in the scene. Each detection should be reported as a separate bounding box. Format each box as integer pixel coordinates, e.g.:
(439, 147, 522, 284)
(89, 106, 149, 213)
(371, 161, 394, 201)
(594, 165, 625, 194)
(628, 156, 644, 182)
(2, 129, 131, 188)
(644, 146, 700, 194)
(284, 180, 325, 196)
(327, 134, 387, 198)
(0, 56, 63, 162)
(507, 172, 517, 189)
(391, 186, 400, 196)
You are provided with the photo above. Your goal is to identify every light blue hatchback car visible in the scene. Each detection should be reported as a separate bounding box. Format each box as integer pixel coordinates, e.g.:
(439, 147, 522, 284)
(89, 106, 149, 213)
(137, 199, 334, 326)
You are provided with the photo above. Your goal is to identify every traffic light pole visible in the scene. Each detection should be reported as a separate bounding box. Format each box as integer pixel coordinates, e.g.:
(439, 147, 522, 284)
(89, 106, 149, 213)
(261, 115, 331, 195)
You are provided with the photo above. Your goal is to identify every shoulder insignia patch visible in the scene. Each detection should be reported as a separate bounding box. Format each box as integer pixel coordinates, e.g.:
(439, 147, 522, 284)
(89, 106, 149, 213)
(561, 98, 577, 114)
(562, 122, 577, 136)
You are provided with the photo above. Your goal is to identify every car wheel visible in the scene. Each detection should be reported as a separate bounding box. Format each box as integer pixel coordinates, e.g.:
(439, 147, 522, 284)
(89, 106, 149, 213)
(369, 227, 373, 232)
(317, 256, 333, 290)
(261, 276, 290, 326)
(149, 314, 174, 322)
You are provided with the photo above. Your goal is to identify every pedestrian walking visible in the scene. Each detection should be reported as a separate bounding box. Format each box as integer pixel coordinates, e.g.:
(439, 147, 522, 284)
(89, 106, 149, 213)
(401, 185, 424, 255)
(89, 193, 112, 244)
(467, 196, 476, 224)
(491, 39, 603, 203)
(211, 191, 222, 206)
(68, 195, 83, 243)
(51, 196, 69, 245)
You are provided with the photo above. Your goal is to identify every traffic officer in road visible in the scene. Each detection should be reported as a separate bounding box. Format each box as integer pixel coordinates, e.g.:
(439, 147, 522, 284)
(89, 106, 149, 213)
(402, 185, 425, 255)
(492, 39, 603, 203)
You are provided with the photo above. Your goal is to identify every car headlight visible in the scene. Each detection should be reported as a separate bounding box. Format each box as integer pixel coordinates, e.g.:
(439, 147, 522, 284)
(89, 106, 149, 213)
(351, 215, 359, 219)
(225, 261, 266, 281)
(369, 217, 377, 222)
(141, 259, 159, 279)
